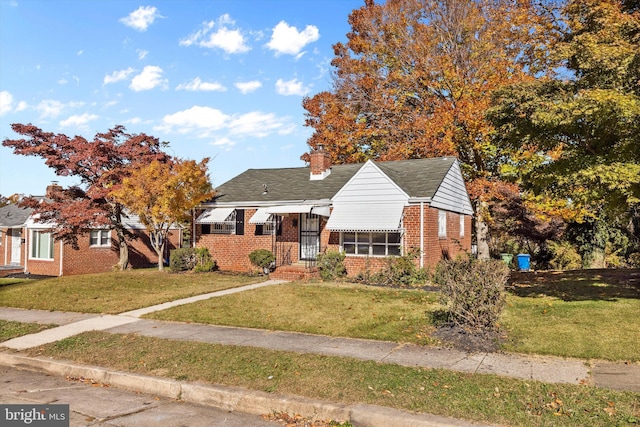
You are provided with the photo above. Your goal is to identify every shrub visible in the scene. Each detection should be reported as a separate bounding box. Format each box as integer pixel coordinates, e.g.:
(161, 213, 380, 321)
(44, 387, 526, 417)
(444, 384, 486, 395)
(628, 252, 640, 268)
(249, 249, 275, 270)
(193, 248, 216, 272)
(170, 248, 197, 272)
(367, 249, 428, 287)
(316, 250, 347, 280)
(435, 256, 510, 332)
(170, 247, 216, 273)
(547, 241, 582, 270)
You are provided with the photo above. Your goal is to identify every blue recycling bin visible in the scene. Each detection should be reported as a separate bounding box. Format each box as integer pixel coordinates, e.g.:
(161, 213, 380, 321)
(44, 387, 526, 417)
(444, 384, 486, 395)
(517, 254, 531, 271)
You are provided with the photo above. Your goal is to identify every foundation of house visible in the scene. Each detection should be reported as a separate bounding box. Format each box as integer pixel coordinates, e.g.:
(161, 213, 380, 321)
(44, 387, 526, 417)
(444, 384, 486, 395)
(269, 263, 320, 281)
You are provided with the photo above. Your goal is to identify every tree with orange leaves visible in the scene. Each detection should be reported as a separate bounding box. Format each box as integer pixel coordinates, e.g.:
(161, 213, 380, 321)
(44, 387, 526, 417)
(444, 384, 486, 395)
(302, 0, 559, 258)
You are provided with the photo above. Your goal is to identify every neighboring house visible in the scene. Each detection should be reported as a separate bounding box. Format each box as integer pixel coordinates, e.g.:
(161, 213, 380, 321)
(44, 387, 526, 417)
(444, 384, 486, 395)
(194, 149, 473, 279)
(0, 187, 182, 277)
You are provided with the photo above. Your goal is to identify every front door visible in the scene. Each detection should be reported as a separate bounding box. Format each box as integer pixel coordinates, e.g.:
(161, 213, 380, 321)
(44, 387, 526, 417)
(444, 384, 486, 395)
(299, 213, 320, 261)
(10, 229, 21, 264)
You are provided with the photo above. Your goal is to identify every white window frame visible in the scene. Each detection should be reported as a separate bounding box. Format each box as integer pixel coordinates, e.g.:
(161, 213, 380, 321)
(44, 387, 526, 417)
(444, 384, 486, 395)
(340, 231, 402, 257)
(90, 229, 111, 247)
(438, 210, 447, 239)
(460, 214, 465, 237)
(202, 210, 237, 234)
(30, 230, 54, 260)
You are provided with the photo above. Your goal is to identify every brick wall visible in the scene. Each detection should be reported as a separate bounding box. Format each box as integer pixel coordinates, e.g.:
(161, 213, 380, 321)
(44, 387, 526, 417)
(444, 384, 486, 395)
(25, 228, 181, 276)
(325, 204, 472, 277)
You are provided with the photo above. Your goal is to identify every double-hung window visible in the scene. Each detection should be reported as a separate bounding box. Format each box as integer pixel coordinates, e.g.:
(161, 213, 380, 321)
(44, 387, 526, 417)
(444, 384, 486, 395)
(90, 230, 111, 247)
(342, 232, 401, 256)
(438, 210, 447, 239)
(30, 230, 54, 260)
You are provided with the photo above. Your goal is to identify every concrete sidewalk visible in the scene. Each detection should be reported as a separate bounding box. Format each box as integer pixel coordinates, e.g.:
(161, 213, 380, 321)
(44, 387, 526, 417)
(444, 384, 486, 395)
(1, 278, 639, 426)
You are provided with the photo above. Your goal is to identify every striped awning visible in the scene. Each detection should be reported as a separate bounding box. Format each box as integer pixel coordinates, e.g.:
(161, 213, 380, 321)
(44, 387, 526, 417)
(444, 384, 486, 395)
(195, 208, 235, 224)
(266, 204, 315, 214)
(326, 202, 404, 232)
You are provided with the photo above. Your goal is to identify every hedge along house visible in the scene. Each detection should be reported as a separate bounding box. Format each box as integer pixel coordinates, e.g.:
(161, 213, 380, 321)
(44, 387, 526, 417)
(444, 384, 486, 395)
(194, 149, 474, 280)
(0, 186, 182, 277)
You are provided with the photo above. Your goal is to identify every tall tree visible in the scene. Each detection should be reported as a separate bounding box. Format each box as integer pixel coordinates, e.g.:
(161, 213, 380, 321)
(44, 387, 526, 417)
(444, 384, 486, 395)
(110, 158, 215, 271)
(2, 124, 170, 269)
(302, 0, 558, 258)
(489, 0, 640, 266)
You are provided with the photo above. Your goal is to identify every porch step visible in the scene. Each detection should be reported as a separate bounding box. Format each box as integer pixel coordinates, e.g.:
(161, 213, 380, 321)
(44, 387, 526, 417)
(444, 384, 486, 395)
(0, 266, 25, 278)
(269, 264, 320, 281)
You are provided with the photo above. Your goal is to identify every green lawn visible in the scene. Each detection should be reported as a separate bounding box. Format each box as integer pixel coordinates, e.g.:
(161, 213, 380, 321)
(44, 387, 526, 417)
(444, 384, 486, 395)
(0, 270, 263, 314)
(0, 319, 56, 342)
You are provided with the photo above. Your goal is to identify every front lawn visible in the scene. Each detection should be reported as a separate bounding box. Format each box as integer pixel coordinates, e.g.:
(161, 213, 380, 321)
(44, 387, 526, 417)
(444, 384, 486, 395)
(0, 320, 56, 342)
(0, 270, 263, 314)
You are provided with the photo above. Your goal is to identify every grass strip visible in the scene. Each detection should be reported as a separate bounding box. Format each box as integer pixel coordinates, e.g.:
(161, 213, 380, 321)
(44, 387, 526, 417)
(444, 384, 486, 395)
(27, 331, 640, 427)
(0, 270, 262, 314)
(0, 320, 56, 342)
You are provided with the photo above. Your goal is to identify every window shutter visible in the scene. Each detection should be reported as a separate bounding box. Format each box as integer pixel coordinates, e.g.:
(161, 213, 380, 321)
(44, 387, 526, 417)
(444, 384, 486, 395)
(255, 224, 263, 235)
(235, 209, 244, 235)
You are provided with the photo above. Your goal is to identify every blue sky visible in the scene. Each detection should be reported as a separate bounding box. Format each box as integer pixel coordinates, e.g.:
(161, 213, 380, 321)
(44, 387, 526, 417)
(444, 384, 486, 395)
(0, 0, 364, 196)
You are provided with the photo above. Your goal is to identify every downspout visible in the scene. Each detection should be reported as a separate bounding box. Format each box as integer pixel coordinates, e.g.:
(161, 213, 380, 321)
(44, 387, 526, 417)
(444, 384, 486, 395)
(23, 227, 28, 274)
(59, 240, 64, 276)
(192, 208, 196, 248)
(420, 201, 424, 269)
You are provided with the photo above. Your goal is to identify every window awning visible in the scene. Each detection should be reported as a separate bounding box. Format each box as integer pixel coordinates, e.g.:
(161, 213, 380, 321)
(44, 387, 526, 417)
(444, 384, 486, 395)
(326, 203, 405, 232)
(196, 208, 235, 224)
(248, 208, 273, 224)
(265, 204, 315, 215)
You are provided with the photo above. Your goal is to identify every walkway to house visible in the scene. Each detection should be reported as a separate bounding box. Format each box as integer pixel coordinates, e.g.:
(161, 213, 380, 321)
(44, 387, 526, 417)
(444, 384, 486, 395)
(1, 278, 639, 426)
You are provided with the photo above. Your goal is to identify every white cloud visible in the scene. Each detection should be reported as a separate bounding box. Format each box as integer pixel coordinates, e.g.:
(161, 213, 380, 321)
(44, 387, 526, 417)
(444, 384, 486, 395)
(120, 6, 162, 32)
(104, 67, 135, 85)
(267, 21, 319, 56)
(275, 78, 311, 96)
(59, 113, 99, 128)
(58, 78, 68, 85)
(211, 137, 236, 149)
(0, 91, 13, 115)
(228, 111, 288, 138)
(137, 49, 149, 60)
(36, 100, 83, 119)
(180, 15, 249, 54)
(235, 80, 262, 94)
(16, 101, 28, 112)
(130, 66, 167, 91)
(77, 50, 83, 56)
(157, 106, 229, 135)
(176, 77, 227, 92)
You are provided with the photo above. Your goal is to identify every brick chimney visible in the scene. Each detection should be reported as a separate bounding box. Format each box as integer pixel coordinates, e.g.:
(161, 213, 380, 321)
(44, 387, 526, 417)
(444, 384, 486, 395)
(46, 181, 62, 198)
(309, 145, 331, 180)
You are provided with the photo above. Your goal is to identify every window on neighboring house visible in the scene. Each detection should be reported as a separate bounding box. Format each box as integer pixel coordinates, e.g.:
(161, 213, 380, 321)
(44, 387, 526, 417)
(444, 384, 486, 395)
(341, 232, 401, 256)
(200, 210, 244, 235)
(30, 230, 54, 260)
(90, 230, 111, 247)
(438, 210, 447, 239)
(460, 214, 465, 237)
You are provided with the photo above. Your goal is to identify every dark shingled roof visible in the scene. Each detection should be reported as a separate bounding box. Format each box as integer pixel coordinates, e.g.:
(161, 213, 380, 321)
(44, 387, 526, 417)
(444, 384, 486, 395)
(0, 203, 33, 227)
(210, 157, 456, 205)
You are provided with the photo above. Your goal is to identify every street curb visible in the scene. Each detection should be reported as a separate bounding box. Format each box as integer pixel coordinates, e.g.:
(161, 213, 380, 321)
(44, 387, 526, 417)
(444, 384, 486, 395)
(0, 352, 491, 427)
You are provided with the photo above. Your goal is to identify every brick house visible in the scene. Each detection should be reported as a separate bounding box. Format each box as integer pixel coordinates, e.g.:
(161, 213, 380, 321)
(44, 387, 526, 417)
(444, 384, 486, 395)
(194, 149, 473, 279)
(0, 191, 181, 277)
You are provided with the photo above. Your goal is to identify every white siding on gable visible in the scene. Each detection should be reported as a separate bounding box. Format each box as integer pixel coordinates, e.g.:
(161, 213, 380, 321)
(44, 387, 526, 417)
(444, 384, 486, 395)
(327, 161, 409, 232)
(332, 161, 409, 204)
(430, 160, 474, 215)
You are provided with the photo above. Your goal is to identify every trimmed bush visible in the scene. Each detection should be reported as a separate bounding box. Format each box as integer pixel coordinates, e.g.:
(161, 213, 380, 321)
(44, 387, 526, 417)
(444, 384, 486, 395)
(317, 250, 347, 280)
(434, 256, 510, 332)
(193, 248, 216, 272)
(170, 248, 197, 272)
(249, 249, 275, 271)
(548, 241, 582, 270)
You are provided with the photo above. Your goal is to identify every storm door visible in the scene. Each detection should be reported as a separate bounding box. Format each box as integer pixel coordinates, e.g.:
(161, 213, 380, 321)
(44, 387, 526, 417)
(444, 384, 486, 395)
(299, 213, 320, 261)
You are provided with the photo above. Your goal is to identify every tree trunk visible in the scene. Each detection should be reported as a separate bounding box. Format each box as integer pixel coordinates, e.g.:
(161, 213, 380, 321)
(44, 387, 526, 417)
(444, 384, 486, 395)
(157, 241, 166, 271)
(475, 201, 490, 260)
(116, 229, 129, 270)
